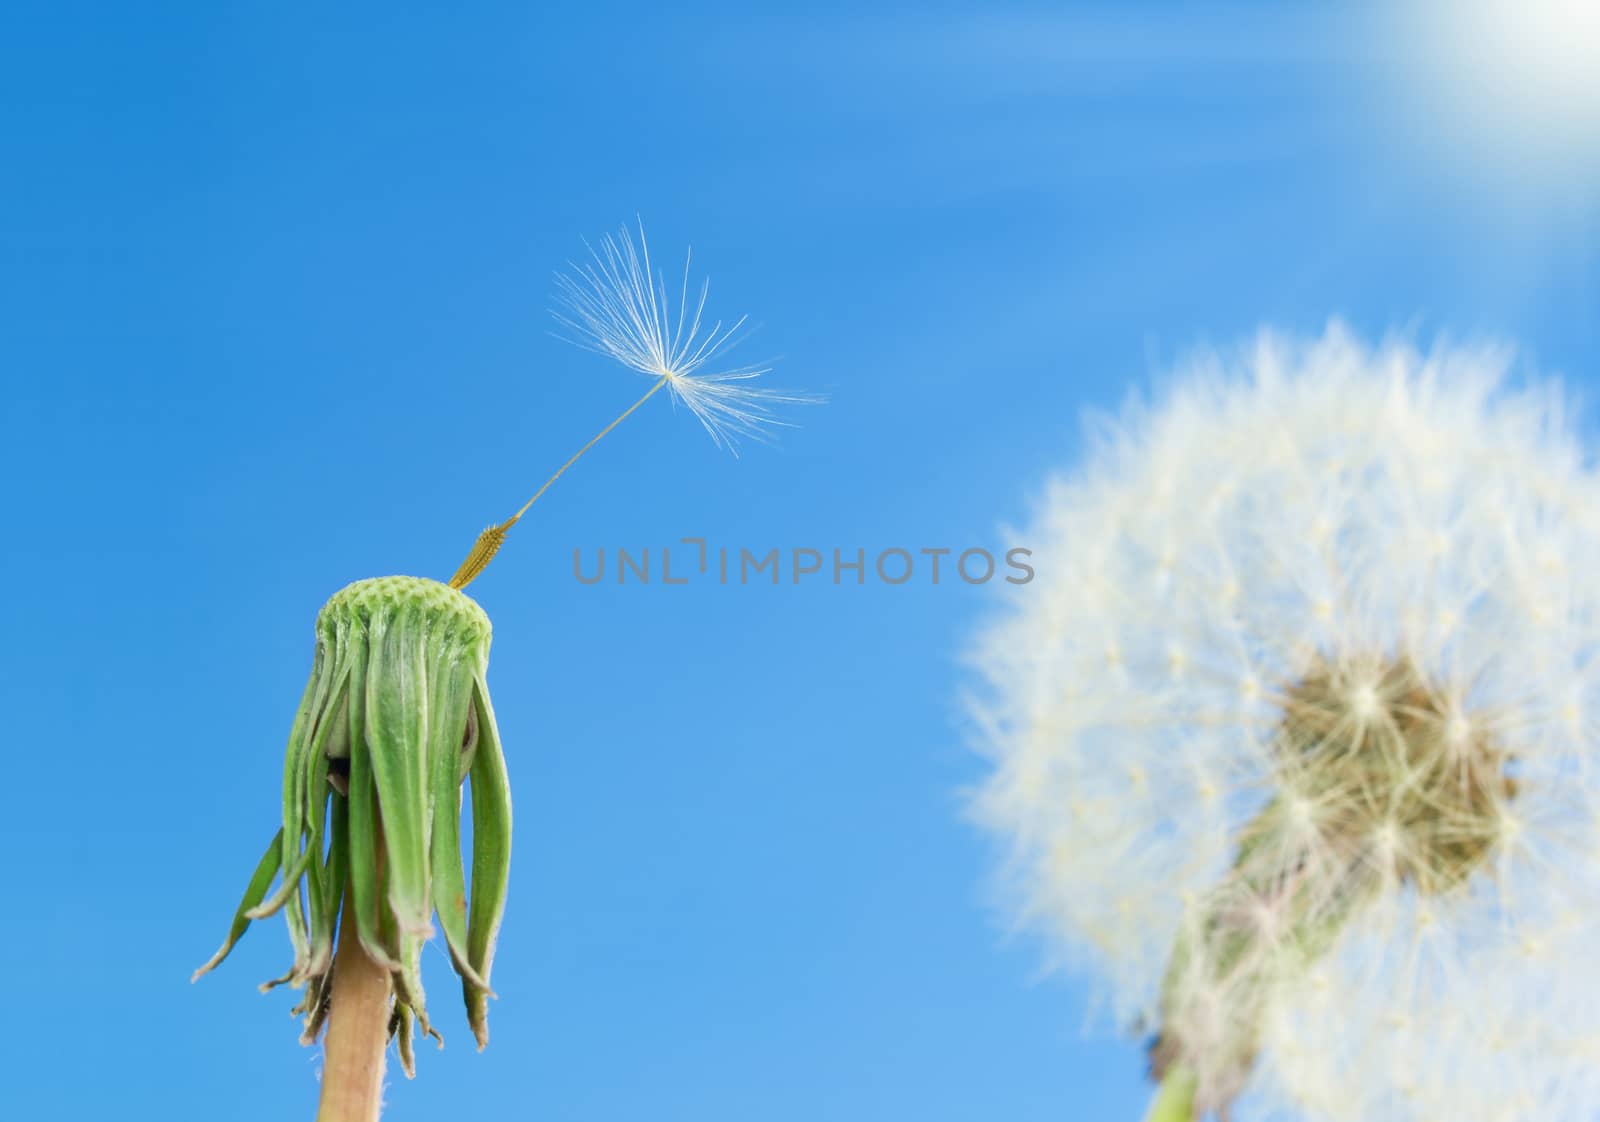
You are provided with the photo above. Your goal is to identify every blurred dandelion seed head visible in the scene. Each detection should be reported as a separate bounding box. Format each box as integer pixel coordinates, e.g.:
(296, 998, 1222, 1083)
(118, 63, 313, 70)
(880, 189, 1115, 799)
(551, 220, 819, 450)
(969, 324, 1600, 1121)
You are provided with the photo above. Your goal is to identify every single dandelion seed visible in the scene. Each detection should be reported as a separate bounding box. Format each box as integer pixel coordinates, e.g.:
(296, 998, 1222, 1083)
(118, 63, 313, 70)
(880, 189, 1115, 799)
(969, 325, 1600, 1122)
(447, 220, 820, 590)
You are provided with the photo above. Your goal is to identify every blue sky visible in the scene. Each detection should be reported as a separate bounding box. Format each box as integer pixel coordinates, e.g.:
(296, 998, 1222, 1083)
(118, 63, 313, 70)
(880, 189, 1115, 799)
(1, 4, 1596, 1121)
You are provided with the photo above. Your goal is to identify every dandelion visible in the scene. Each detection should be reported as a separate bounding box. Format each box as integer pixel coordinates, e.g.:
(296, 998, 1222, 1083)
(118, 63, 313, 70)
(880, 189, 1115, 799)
(969, 325, 1600, 1121)
(194, 575, 511, 1120)
(195, 225, 815, 1122)
(447, 219, 818, 589)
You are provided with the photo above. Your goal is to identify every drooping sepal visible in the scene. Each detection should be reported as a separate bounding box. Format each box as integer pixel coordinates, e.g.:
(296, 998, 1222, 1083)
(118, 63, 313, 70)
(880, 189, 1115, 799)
(464, 674, 512, 1049)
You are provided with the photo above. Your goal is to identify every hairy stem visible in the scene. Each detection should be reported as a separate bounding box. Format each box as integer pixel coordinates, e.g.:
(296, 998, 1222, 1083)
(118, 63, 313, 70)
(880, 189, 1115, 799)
(1143, 1065, 1198, 1122)
(316, 885, 393, 1121)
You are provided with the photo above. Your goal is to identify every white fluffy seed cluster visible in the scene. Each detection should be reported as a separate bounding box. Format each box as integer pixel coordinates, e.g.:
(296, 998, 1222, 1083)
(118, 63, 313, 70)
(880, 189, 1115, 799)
(969, 325, 1600, 1122)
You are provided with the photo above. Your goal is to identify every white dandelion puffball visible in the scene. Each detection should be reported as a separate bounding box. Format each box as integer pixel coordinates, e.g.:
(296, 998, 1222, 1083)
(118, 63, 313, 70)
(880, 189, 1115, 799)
(970, 324, 1600, 1122)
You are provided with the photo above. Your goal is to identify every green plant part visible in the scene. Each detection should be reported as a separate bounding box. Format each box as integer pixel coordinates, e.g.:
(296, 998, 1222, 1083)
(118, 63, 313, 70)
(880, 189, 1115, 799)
(1143, 1065, 1198, 1122)
(193, 576, 512, 1071)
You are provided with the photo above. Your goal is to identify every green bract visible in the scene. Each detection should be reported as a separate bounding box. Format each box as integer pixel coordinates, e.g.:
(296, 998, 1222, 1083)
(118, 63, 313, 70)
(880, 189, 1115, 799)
(194, 576, 512, 1073)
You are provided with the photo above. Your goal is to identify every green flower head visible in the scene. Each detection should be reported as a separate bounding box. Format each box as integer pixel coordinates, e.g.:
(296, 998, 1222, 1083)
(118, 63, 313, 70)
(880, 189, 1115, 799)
(194, 576, 511, 1074)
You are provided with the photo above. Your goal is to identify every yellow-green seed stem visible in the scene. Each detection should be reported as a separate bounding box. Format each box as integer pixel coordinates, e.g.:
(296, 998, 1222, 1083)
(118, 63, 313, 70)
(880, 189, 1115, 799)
(1143, 1065, 1198, 1122)
(447, 375, 671, 589)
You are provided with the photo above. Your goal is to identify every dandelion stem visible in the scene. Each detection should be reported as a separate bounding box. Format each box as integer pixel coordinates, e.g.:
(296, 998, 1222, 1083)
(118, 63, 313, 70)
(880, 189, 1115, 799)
(316, 881, 393, 1122)
(1142, 1065, 1198, 1122)
(447, 375, 671, 589)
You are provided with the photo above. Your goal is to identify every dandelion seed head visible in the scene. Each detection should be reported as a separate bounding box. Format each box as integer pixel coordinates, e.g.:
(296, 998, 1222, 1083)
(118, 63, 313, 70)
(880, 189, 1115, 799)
(969, 324, 1600, 1121)
(551, 220, 819, 450)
